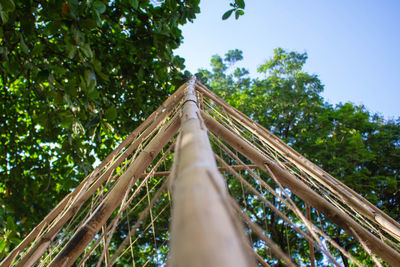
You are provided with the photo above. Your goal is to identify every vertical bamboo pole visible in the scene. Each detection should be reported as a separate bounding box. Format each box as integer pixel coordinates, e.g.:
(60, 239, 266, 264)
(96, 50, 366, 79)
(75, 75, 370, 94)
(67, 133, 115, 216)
(306, 204, 315, 267)
(47, 114, 180, 267)
(169, 77, 253, 267)
(201, 111, 400, 266)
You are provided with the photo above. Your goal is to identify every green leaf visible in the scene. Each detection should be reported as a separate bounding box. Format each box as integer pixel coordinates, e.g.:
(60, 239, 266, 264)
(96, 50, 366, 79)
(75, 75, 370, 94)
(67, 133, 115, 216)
(222, 9, 234, 20)
(80, 43, 93, 58)
(0, 238, 6, 252)
(0, 10, 8, 23)
(88, 87, 99, 99)
(66, 43, 77, 59)
(101, 121, 114, 133)
(235, 9, 244, 19)
(93, 1, 106, 14)
(0, 0, 15, 12)
(128, 0, 139, 9)
(80, 18, 97, 30)
(235, 0, 245, 9)
(19, 35, 29, 54)
(6, 216, 15, 231)
(105, 106, 117, 120)
(59, 112, 74, 128)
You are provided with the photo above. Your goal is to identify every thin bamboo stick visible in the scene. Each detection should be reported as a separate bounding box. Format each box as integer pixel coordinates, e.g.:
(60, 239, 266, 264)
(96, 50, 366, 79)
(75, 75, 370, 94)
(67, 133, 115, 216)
(168, 77, 254, 267)
(202, 111, 400, 266)
(306, 204, 315, 267)
(47, 114, 180, 266)
(195, 82, 400, 241)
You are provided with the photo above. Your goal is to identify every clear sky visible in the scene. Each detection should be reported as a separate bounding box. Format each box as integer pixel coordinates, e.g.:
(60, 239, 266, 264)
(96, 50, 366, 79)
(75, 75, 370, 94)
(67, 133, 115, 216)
(175, 0, 400, 120)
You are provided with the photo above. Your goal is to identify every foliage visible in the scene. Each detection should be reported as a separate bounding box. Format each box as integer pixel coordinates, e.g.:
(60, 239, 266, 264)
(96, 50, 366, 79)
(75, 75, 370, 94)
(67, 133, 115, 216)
(223, 0, 245, 20)
(0, 0, 201, 257)
(198, 48, 400, 264)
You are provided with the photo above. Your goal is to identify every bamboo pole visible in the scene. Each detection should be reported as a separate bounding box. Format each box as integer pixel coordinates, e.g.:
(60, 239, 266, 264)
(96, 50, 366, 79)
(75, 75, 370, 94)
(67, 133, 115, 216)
(168, 77, 254, 267)
(195, 82, 400, 241)
(306, 204, 316, 267)
(1, 84, 186, 267)
(47, 114, 180, 266)
(202, 111, 400, 266)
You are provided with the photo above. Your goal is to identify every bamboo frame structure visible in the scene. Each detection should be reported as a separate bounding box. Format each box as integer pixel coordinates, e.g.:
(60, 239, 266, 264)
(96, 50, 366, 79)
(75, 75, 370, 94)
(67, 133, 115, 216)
(196, 81, 400, 242)
(202, 110, 400, 266)
(47, 114, 180, 266)
(4, 77, 400, 266)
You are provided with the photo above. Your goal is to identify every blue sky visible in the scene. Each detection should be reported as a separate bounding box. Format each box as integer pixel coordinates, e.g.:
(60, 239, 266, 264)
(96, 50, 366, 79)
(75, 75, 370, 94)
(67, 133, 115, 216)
(175, 0, 400, 119)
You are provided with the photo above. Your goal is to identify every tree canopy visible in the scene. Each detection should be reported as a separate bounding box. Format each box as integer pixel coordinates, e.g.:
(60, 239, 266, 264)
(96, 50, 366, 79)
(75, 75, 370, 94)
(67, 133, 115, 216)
(198, 48, 400, 220)
(198, 48, 400, 265)
(0, 0, 201, 256)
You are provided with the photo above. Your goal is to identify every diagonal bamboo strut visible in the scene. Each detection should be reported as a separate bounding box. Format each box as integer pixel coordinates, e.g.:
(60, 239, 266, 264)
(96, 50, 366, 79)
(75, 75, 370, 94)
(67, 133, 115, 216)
(306, 204, 316, 267)
(168, 77, 254, 267)
(85, 138, 174, 265)
(196, 82, 400, 242)
(47, 113, 180, 266)
(93, 139, 176, 266)
(0, 83, 186, 267)
(11, 93, 181, 267)
(202, 110, 400, 266)
(213, 144, 355, 265)
(211, 119, 359, 265)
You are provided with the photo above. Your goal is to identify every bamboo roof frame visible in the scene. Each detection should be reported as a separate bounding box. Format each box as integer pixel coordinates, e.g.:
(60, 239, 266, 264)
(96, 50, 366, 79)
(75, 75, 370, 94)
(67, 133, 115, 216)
(2, 77, 400, 266)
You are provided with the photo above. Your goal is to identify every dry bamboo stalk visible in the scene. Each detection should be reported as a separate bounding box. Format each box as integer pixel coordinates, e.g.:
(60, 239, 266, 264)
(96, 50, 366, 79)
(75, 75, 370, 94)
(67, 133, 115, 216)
(195, 82, 400, 240)
(306, 204, 316, 267)
(1, 85, 186, 267)
(254, 253, 271, 267)
(168, 77, 253, 267)
(47, 114, 180, 266)
(202, 111, 400, 266)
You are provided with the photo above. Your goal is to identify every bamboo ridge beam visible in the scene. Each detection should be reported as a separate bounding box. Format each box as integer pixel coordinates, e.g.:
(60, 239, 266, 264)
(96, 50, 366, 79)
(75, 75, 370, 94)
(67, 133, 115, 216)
(47, 114, 181, 267)
(139, 164, 259, 177)
(201, 111, 400, 266)
(169, 77, 254, 267)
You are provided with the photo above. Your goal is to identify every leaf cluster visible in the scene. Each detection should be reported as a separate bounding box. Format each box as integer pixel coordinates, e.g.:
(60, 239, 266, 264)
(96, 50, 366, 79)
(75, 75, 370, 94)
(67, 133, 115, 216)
(0, 0, 200, 257)
(222, 0, 245, 20)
